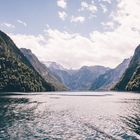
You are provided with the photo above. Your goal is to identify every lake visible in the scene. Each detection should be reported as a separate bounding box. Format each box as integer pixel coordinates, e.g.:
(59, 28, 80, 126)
(0, 92, 140, 140)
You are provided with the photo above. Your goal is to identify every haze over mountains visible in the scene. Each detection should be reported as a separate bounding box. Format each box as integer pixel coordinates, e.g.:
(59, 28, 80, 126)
(45, 60, 130, 91)
(45, 62, 110, 91)
(1, 30, 140, 92)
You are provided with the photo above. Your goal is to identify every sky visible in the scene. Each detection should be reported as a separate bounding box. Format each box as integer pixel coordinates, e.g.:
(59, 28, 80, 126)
(0, 0, 140, 69)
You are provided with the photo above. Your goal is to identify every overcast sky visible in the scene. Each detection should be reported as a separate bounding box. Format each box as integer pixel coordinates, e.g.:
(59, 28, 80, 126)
(0, 0, 140, 69)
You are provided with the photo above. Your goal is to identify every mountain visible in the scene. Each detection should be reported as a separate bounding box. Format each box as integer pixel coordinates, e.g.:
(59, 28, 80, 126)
(0, 30, 54, 92)
(45, 61, 65, 71)
(46, 62, 110, 91)
(20, 48, 67, 91)
(70, 66, 110, 90)
(90, 58, 130, 91)
(114, 44, 140, 91)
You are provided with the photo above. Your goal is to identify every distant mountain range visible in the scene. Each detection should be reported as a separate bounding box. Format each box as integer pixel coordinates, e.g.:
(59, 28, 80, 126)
(45, 59, 131, 91)
(1, 30, 140, 92)
(45, 62, 110, 91)
(0, 30, 54, 92)
(114, 44, 140, 92)
(20, 48, 67, 91)
(90, 58, 130, 91)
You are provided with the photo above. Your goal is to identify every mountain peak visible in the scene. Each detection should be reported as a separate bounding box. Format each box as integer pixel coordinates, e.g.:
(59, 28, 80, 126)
(131, 44, 140, 61)
(135, 44, 140, 52)
(45, 61, 65, 70)
(20, 48, 32, 53)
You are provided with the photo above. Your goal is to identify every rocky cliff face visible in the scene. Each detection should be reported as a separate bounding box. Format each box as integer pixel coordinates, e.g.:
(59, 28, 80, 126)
(90, 58, 130, 91)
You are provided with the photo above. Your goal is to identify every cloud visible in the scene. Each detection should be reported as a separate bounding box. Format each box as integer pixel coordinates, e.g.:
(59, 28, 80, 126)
(71, 16, 85, 23)
(17, 20, 27, 27)
(57, 0, 67, 9)
(1, 23, 15, 28)
(10, 25, 139, 69)
(58, 11, 67, 20)
(80, 1, 97, 14)
(10, 30, 95, 69)
(9, 0, 140, 69)
(100, 0, 112, 4)
(112, 0, 140, 31)
(11, 33, 47, 58)
(101, 21, 114, 29)
(100, 4, 108, 13)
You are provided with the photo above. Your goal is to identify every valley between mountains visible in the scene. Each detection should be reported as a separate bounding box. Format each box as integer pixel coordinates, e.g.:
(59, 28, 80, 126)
(1, 30, 140, 92)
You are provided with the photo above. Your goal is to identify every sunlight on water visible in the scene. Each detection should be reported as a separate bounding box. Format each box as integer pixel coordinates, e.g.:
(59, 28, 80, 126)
(0, 92, 140, 140)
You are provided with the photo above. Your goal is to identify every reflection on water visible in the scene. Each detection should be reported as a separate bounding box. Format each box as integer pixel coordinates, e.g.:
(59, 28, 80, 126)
(0, 92, 140, 140)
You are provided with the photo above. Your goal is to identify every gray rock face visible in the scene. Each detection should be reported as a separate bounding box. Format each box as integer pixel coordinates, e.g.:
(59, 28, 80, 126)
(91, 58, 130, 91)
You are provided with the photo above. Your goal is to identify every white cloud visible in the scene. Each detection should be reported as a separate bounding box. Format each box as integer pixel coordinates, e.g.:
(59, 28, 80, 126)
(58, 11, 67, 20)
(1, 23, 15, 28)
(57, 0, 67, 9)
(112, 0, 140, 31)
(100, 4, 108, 13)
(71, 16, 85, 23)
(9, 0, 140, 69)
(10, 26, 139, 69)
(80, 1, 97, 14)
(100, 0, 112, 4)
(81, 1, 88, 8)
(17, 20, 27, 27)
(101, 21, 114, 29)
(11, 33, 47, 58)
(10, 30, 95, 69)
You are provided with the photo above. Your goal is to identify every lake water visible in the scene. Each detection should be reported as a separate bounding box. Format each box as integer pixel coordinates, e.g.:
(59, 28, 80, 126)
(0, 92, 140, 140)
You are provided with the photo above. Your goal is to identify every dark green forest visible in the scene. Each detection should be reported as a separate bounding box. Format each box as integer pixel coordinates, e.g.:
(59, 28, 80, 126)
(0, 30, 54, 92)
